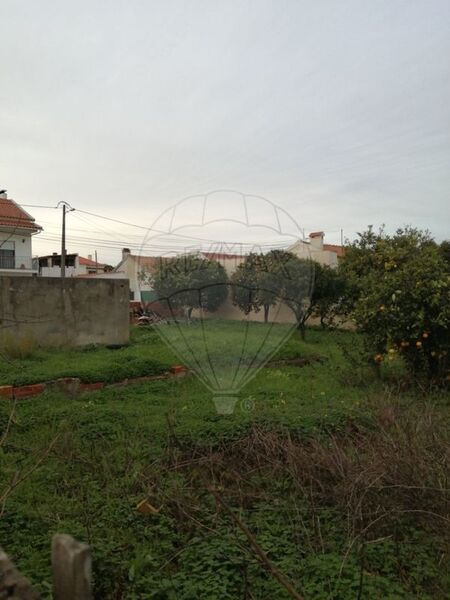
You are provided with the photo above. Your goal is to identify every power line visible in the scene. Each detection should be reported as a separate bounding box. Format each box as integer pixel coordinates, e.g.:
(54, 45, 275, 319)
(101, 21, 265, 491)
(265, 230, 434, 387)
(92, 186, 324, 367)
(73, 208, 301, 246)
(20, 204, 58, 209)
(36, 234, 294, 254)
(31, 203, 344, 257)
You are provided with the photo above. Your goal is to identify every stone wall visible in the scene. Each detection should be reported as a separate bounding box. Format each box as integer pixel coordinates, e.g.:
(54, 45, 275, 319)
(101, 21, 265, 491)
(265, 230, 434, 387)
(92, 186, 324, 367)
(0, 276, 130, 347)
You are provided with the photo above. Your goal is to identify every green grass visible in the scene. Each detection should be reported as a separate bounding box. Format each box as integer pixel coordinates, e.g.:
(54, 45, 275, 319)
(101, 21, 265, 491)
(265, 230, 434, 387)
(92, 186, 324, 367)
(0, 324, 448, 598)
(0, 321, 341, 387)
(0, 327, 173, 386)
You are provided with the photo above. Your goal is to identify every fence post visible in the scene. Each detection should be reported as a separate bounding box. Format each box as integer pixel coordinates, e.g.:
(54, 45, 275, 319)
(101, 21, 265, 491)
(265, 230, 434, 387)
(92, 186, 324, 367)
(51, 534, 92, 600)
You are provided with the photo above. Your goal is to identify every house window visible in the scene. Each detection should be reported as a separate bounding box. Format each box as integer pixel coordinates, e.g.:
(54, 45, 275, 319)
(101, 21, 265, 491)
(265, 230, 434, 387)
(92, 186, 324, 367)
(0, 241, 15, 269)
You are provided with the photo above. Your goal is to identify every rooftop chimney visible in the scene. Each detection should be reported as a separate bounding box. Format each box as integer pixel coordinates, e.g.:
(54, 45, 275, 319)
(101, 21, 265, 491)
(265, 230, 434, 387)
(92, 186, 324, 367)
(0, 190, 7, 199)
(122, 247, 131, 260)
(309, 231, 324, 251)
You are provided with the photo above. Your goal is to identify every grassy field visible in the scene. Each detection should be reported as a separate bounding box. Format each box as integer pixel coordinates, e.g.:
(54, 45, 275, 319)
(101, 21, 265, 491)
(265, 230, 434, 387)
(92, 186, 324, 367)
(0, 327, 173, 386)
(0, 323, 449, 598)
(0, 321, 324, 387)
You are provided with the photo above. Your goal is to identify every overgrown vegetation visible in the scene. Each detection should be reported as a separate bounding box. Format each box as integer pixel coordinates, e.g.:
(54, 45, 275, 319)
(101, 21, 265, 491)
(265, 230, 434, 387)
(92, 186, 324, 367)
(0, 327, 449, 598)
(0, 327, 171, 386)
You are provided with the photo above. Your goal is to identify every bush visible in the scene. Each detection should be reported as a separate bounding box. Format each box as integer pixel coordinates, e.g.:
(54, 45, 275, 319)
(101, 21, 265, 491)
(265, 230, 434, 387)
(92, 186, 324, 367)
(339, 227, 450, 384)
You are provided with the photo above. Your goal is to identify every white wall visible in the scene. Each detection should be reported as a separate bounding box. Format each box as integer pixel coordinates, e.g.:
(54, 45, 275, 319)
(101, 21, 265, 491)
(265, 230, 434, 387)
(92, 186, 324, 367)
(79, 271, 128, 279)
(0, 230, 34, 269)
(288, 240, 337, 267)
(40, 265, 87, 277)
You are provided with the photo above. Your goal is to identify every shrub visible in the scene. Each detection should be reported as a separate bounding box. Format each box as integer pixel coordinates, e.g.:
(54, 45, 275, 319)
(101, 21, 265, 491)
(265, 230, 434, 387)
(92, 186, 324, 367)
(339, 227, 450, 384)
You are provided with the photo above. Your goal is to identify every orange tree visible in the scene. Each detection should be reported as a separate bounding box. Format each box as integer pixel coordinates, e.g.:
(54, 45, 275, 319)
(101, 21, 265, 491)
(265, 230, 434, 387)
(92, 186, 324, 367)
(339, 226, 450, 383)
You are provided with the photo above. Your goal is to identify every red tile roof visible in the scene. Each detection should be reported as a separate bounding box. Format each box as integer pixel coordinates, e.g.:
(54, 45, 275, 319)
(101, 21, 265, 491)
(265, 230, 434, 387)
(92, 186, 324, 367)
(79, 256, 105, 267)
(0, 197, 42, 231)
(128, 253, 243, 271)
(323, 243, 345, 258)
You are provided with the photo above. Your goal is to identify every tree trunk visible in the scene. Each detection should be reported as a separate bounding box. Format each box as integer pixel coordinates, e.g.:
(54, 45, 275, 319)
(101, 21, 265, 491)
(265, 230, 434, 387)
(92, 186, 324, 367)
(297, 322, 306, 341)
(184, 306, 193, 323)
(264, 304, 269, 323)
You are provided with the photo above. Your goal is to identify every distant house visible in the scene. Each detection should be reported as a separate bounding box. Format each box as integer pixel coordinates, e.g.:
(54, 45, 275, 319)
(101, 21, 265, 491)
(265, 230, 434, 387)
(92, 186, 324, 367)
(193, 237, 343, 324)
(113, 232, 344, 306)
(200, 233, 343, 271)
(0, 191, 42, 276)
(114, 248, 159, 301)
(288, 231, 344, 267)
(199, 251, 245, 274)
(38, 253, 111, 277)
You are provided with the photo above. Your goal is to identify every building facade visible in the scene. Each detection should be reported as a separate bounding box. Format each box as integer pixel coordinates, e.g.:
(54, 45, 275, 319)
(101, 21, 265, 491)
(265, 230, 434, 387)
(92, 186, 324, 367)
(38, 253, 109, 277)
(288, 231, 344, 267)
(113, 232, 343, 308)
(0, 191, 42, 276)
(113, 248, 157, 301)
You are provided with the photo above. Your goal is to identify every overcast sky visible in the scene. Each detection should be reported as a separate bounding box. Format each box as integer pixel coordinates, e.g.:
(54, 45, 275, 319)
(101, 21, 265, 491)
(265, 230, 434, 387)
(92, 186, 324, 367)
(1, 0, 449, 263)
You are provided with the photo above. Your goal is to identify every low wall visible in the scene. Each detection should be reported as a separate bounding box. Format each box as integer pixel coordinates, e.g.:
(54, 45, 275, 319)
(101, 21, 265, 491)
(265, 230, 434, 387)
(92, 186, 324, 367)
(0, 276, 130, 347)
(192, 296, 355, 330)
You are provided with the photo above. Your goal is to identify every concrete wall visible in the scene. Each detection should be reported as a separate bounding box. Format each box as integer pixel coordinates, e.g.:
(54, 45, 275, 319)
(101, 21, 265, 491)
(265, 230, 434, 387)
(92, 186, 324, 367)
(40, 265, 84, 278)
(194, 296, 297, 324)
(0, 276, 130, 347)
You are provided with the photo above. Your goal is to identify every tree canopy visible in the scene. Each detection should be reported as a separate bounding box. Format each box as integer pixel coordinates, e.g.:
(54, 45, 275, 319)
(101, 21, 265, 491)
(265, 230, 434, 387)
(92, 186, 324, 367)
(151, 255, 228, 318)
(230, 251, 285, 322)
(231, 250, 324, 338)
(339, 226, 450, 383)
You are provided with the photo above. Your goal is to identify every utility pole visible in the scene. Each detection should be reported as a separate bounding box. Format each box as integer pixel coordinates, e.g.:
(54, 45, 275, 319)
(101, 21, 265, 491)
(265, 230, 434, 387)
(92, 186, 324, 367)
(57, 202, 74, 279)
(61, 203, 67, 278)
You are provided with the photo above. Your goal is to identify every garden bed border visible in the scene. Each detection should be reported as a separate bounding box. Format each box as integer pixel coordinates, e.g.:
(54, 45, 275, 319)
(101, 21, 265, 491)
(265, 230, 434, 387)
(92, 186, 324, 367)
(0, 366, 188, 401)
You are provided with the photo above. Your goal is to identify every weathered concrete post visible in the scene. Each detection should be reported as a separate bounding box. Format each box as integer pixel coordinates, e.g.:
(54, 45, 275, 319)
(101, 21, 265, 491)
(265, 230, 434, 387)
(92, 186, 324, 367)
(0, 548, 40, 599)
(51, 534, 92, 600)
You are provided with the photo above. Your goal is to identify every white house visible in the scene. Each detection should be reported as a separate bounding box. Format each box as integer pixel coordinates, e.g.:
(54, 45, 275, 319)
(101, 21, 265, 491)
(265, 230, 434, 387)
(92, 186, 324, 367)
(114, 248, 158, 301)
(192, 235, 343, 323)
(38, 253, 110, 277)
(0, 191, 42, 276)
(113, 232, 344, 305)
(288, 231, 344, 267)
